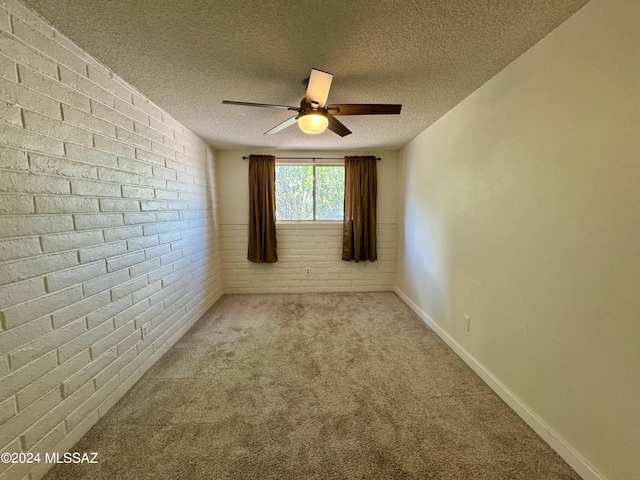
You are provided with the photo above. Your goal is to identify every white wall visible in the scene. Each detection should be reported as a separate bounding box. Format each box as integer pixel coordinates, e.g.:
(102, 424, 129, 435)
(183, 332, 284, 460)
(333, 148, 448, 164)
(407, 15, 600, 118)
(396, 0, 640, 479)
(0, 2, 223, 478)
(217, 149, 397, 293)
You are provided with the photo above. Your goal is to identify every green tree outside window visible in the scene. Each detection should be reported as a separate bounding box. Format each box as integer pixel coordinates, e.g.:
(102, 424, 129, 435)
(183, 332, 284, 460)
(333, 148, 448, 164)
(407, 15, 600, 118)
(275, 165, 344, 221)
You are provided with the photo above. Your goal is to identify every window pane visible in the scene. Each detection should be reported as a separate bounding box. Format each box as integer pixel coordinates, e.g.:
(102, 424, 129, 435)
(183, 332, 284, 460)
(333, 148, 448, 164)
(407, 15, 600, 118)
(275, 165, 313, 220)
(316, 166, 345, 220)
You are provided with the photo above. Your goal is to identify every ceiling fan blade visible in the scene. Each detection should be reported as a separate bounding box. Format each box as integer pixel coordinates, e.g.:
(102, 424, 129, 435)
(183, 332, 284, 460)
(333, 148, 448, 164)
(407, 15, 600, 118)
(264, 115, 299, 135)
(327, 104, 402, 115)
(305, 69, 333, 108)
(327, 114, 351, 137)
(222, 100, 299, 111)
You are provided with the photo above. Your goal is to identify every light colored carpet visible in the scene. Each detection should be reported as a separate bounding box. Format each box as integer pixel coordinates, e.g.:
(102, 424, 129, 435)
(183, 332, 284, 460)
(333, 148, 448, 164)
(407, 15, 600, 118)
(44, 293, 581, 479)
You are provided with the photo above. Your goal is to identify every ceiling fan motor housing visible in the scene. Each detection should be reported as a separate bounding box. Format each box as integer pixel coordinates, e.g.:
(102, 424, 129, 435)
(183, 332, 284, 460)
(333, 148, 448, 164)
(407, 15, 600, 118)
(300, 98, 322, 113)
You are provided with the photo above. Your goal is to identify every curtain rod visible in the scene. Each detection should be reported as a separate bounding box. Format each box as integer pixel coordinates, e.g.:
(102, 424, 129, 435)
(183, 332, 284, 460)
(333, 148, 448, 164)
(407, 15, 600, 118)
(242, 156, 381, 161)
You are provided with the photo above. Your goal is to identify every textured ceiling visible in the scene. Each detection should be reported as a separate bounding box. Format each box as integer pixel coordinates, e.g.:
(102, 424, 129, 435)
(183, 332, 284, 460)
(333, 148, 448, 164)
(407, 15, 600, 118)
(22, 0, 590, 150)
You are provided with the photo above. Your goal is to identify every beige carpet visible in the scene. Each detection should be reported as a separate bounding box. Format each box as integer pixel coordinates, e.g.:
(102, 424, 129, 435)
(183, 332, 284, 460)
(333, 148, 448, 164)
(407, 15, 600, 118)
(44, 293, 581, 479)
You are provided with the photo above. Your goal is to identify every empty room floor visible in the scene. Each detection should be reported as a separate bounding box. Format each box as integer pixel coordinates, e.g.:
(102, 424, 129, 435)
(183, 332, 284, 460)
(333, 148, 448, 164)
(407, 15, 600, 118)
(43, 293, 580, 479)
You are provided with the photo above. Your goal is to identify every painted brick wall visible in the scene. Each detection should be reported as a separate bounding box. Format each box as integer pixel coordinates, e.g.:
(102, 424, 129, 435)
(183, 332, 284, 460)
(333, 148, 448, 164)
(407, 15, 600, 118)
(0, 2, 222, 479)
(221, 223, 396, 293)
(216, 149, 399, 294)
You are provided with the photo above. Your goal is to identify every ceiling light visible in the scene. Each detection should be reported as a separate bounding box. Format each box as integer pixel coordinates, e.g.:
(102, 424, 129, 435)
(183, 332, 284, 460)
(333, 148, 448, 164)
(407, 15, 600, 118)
(298, 110, 328, 134)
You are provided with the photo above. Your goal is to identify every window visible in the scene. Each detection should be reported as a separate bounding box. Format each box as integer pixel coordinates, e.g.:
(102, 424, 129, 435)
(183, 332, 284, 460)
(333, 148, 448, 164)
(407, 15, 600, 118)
(275, 165, 345, 221)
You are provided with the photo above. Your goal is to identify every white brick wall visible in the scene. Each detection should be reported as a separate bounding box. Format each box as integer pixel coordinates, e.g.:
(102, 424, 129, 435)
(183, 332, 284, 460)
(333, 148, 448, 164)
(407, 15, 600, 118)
(0, 2, 222, 479)
(221, 223, 396, 293)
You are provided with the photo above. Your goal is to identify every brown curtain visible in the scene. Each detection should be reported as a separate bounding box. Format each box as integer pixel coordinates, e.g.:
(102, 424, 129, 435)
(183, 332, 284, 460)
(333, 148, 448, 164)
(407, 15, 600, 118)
(248, 155, 277, 263)
(342, 156, 377, 262)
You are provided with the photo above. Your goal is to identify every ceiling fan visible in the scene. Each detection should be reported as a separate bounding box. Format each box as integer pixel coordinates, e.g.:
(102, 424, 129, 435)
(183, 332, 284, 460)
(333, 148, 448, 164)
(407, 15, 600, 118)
(222, 69, 402, 137)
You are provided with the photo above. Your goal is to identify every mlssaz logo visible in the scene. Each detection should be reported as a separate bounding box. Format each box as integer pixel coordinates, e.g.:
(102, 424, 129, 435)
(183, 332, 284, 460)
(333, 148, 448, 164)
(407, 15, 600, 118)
(45, 452, 99, 464)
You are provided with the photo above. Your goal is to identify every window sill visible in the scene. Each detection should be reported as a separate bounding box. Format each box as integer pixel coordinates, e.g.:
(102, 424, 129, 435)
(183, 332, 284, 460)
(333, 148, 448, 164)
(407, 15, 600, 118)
(276, 220, 343, 227)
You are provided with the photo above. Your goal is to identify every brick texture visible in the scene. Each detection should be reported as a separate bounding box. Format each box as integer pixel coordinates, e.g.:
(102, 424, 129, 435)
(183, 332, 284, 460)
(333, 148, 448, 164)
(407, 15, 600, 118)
(0, 3, 223, 479)
(220, 223, 397, 293)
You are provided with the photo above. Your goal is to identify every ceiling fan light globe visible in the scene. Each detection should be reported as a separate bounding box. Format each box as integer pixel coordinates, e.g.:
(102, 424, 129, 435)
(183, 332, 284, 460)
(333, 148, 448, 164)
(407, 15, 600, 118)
(298, 112, 329, 134)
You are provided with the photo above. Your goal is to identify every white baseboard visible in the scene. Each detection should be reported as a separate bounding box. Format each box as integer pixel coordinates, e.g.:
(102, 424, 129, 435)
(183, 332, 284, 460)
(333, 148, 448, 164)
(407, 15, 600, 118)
(393, 287, 604, 480)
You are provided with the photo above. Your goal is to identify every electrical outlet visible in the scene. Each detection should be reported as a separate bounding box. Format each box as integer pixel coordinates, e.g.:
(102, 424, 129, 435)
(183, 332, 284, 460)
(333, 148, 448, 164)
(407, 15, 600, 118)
(142, 323, 151, 338)
(305, 267, 311, 276)
(463, 315, 471, 331)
